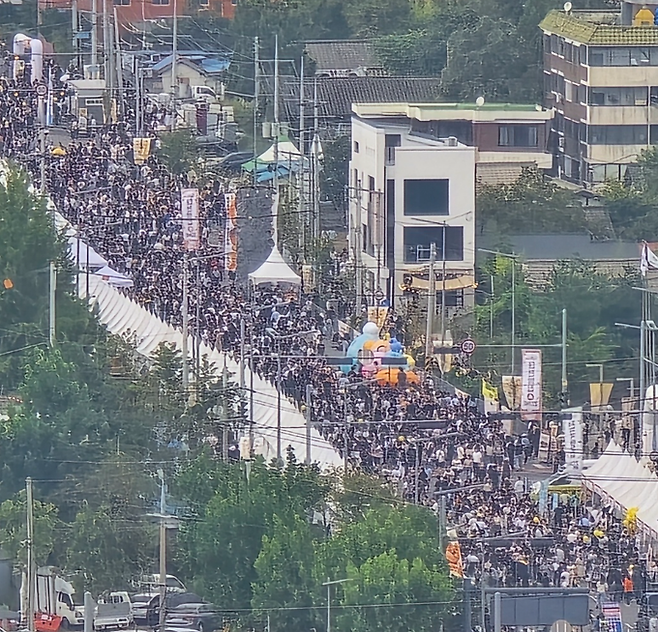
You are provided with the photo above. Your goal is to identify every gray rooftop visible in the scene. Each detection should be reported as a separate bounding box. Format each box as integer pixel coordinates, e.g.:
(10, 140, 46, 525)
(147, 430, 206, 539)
(305, 40, 380, 72)
(479, 234, 641, 261)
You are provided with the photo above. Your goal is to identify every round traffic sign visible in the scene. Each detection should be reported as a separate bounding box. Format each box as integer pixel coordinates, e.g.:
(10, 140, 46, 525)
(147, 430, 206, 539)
(36, 84, 47, 97)
(460, 338, 476, 355)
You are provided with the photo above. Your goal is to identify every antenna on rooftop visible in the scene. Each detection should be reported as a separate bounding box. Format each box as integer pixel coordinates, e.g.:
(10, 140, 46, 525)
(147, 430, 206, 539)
(475, 96, 485, 108)
(564, 2, 573, 13)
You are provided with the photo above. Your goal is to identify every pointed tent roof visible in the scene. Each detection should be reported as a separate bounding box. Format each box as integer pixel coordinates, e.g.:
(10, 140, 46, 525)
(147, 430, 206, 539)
(248, 194, 301, 286)
(249, 245, 302, 286)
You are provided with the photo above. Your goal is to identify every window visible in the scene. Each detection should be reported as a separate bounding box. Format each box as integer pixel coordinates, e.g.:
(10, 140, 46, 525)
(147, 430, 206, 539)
(353, 140, 359, 154)
(648, 125, 658, 145)
(403, 179, 449, 216)
(544, 34, 551, 54)
(589, 46, 658, 66)
(151, 0, 170, 5)
(588, 125, 649, 145)
(579, 45, 587, 64)
(498, 125, 539, 148)
(437, 289, 464, 308)
(113, 0, 130, 5)
(403, 226, 464, 263)
(588, 87, 648, 106)
(199, 0, 209, 6)
(385, 134, 401, 166)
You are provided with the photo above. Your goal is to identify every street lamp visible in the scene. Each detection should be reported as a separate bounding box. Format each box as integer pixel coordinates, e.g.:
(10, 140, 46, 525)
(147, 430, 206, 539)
(322, 577, 353, 632)
(478, 248, 519, 375)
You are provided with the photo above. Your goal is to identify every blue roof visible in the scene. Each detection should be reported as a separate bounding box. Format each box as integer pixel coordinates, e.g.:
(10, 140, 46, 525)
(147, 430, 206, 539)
(151, 53, 231, 75)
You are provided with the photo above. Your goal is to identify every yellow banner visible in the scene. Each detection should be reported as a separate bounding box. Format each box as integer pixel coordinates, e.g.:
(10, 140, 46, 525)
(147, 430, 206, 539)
(482, 379, 499, 413)
(133, 138, 151, 165)
(502, 375, 522, 411)
(367, 307, 389, 330)
(590, 382, 613, 410)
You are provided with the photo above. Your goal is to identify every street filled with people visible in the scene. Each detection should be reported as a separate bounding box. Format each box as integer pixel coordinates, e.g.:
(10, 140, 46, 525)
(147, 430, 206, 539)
(0, 54, 653, 628)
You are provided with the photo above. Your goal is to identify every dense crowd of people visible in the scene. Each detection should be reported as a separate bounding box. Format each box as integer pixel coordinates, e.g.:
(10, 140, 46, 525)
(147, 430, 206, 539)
(0, 56, 652, 626)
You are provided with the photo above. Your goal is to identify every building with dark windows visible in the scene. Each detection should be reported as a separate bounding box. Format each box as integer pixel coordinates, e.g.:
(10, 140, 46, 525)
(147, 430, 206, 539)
(540, 1, 658, 185)
(348, 102, 553, 310)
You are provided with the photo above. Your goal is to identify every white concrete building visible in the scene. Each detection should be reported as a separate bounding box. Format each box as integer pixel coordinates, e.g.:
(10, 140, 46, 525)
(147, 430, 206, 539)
(350, 113, 476, 316)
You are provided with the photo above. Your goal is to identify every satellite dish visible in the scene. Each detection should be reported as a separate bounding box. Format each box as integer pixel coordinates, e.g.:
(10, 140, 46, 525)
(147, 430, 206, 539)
(475, 96, 485, 107)
(564, 1, 572, 12)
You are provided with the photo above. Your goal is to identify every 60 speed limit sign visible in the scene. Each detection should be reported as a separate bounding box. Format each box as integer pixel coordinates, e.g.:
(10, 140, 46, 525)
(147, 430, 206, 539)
(460, 338, 476, 355)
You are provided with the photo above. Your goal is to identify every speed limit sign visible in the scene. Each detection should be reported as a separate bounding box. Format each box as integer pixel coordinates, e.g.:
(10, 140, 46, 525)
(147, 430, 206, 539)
(460, 338, 476, 355)
(36, 84, 47, 97)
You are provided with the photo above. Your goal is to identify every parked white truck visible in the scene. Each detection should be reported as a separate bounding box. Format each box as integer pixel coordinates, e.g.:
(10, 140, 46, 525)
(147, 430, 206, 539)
(21, 567, 84, 630)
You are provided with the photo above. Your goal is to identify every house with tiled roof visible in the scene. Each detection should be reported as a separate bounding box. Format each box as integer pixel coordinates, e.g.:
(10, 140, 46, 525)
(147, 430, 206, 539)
(540, 1, 658, 186)
(304, 40, 383, 77)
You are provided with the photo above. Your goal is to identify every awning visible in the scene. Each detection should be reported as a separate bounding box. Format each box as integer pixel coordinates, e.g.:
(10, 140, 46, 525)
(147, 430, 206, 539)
(92, 265, 133, 288)
(67, 237, 107, 270)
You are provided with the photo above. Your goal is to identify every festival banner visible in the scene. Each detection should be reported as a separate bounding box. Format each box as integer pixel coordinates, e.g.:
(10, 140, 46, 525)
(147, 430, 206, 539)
(562, 407, 583, 475)
(589, 382, 613, 410)
(501, 375, 522, 411)
(224, 192, 238, 272)
(133, 138, 151, 165)
(180, 188, 200, 251)
(445, 541, 464, 578)
(481, 379, 500, 413)
(521, 349, 542, 421)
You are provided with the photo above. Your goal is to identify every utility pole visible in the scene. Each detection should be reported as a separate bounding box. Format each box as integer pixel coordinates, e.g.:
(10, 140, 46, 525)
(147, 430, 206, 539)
(71, 0, 79, 69)
(440, 226, 447, 342)
(91, 0, 98, 70)
(157, 470, 167, 632)
(312, 77, 320, 247)
(181, 253, 189, 391)
(273, 34, 280, 196)
(113, 7, 123, 117)
(298, 54, 305, 257)
(102, 0, 109, 96)
(438, 494, 446, 552)
(253, 37, 259, 183)
(425, 243, 437, 361)
(41, 126, 56, 349)
(511, 258, 516, 375)
(305, 383, 312, 464)
(561, 308, 568, 405)
(222, 366, 229, 461)
(170, 0, 178, 129)
(26, 478, 35, 632)
(239, 318, 245, 391)
(135, 57, 142, 135)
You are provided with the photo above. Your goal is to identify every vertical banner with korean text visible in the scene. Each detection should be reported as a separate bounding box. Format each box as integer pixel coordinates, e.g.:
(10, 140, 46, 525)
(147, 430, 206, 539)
(224, 192, 238, 273)
(180, 188, 200, 251)
(521, 348, 542, 420)
(562, 407, 583, 475)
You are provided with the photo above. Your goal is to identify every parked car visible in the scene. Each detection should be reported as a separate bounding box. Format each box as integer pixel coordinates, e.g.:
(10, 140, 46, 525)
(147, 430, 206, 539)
(131, 594, 159, 627)
(165, 603, 221, 632)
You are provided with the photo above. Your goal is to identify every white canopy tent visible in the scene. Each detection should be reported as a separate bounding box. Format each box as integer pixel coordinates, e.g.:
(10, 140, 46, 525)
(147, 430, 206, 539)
(249, 246, 302, 286)
(92, 265, 133, 288)
(582, 440, 658, 537)
(80, 275, 340, 468)
(68, 237, 107, 270)
(248, 193, 301, 286)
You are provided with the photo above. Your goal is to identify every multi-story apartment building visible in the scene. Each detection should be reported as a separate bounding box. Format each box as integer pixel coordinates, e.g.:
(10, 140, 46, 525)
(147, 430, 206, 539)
(350, 109, 477, 317)
(540, 0, 658, 184)
(349, 102, 554, 315)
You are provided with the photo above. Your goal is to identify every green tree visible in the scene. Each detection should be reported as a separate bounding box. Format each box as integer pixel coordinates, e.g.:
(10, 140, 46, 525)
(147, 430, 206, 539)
(252, 515, 319, 632)
(158, 129, 197, 176)
(476, 167, 587, 236)
(336, 553, 451, 632)
(0, 493, 60, 565)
